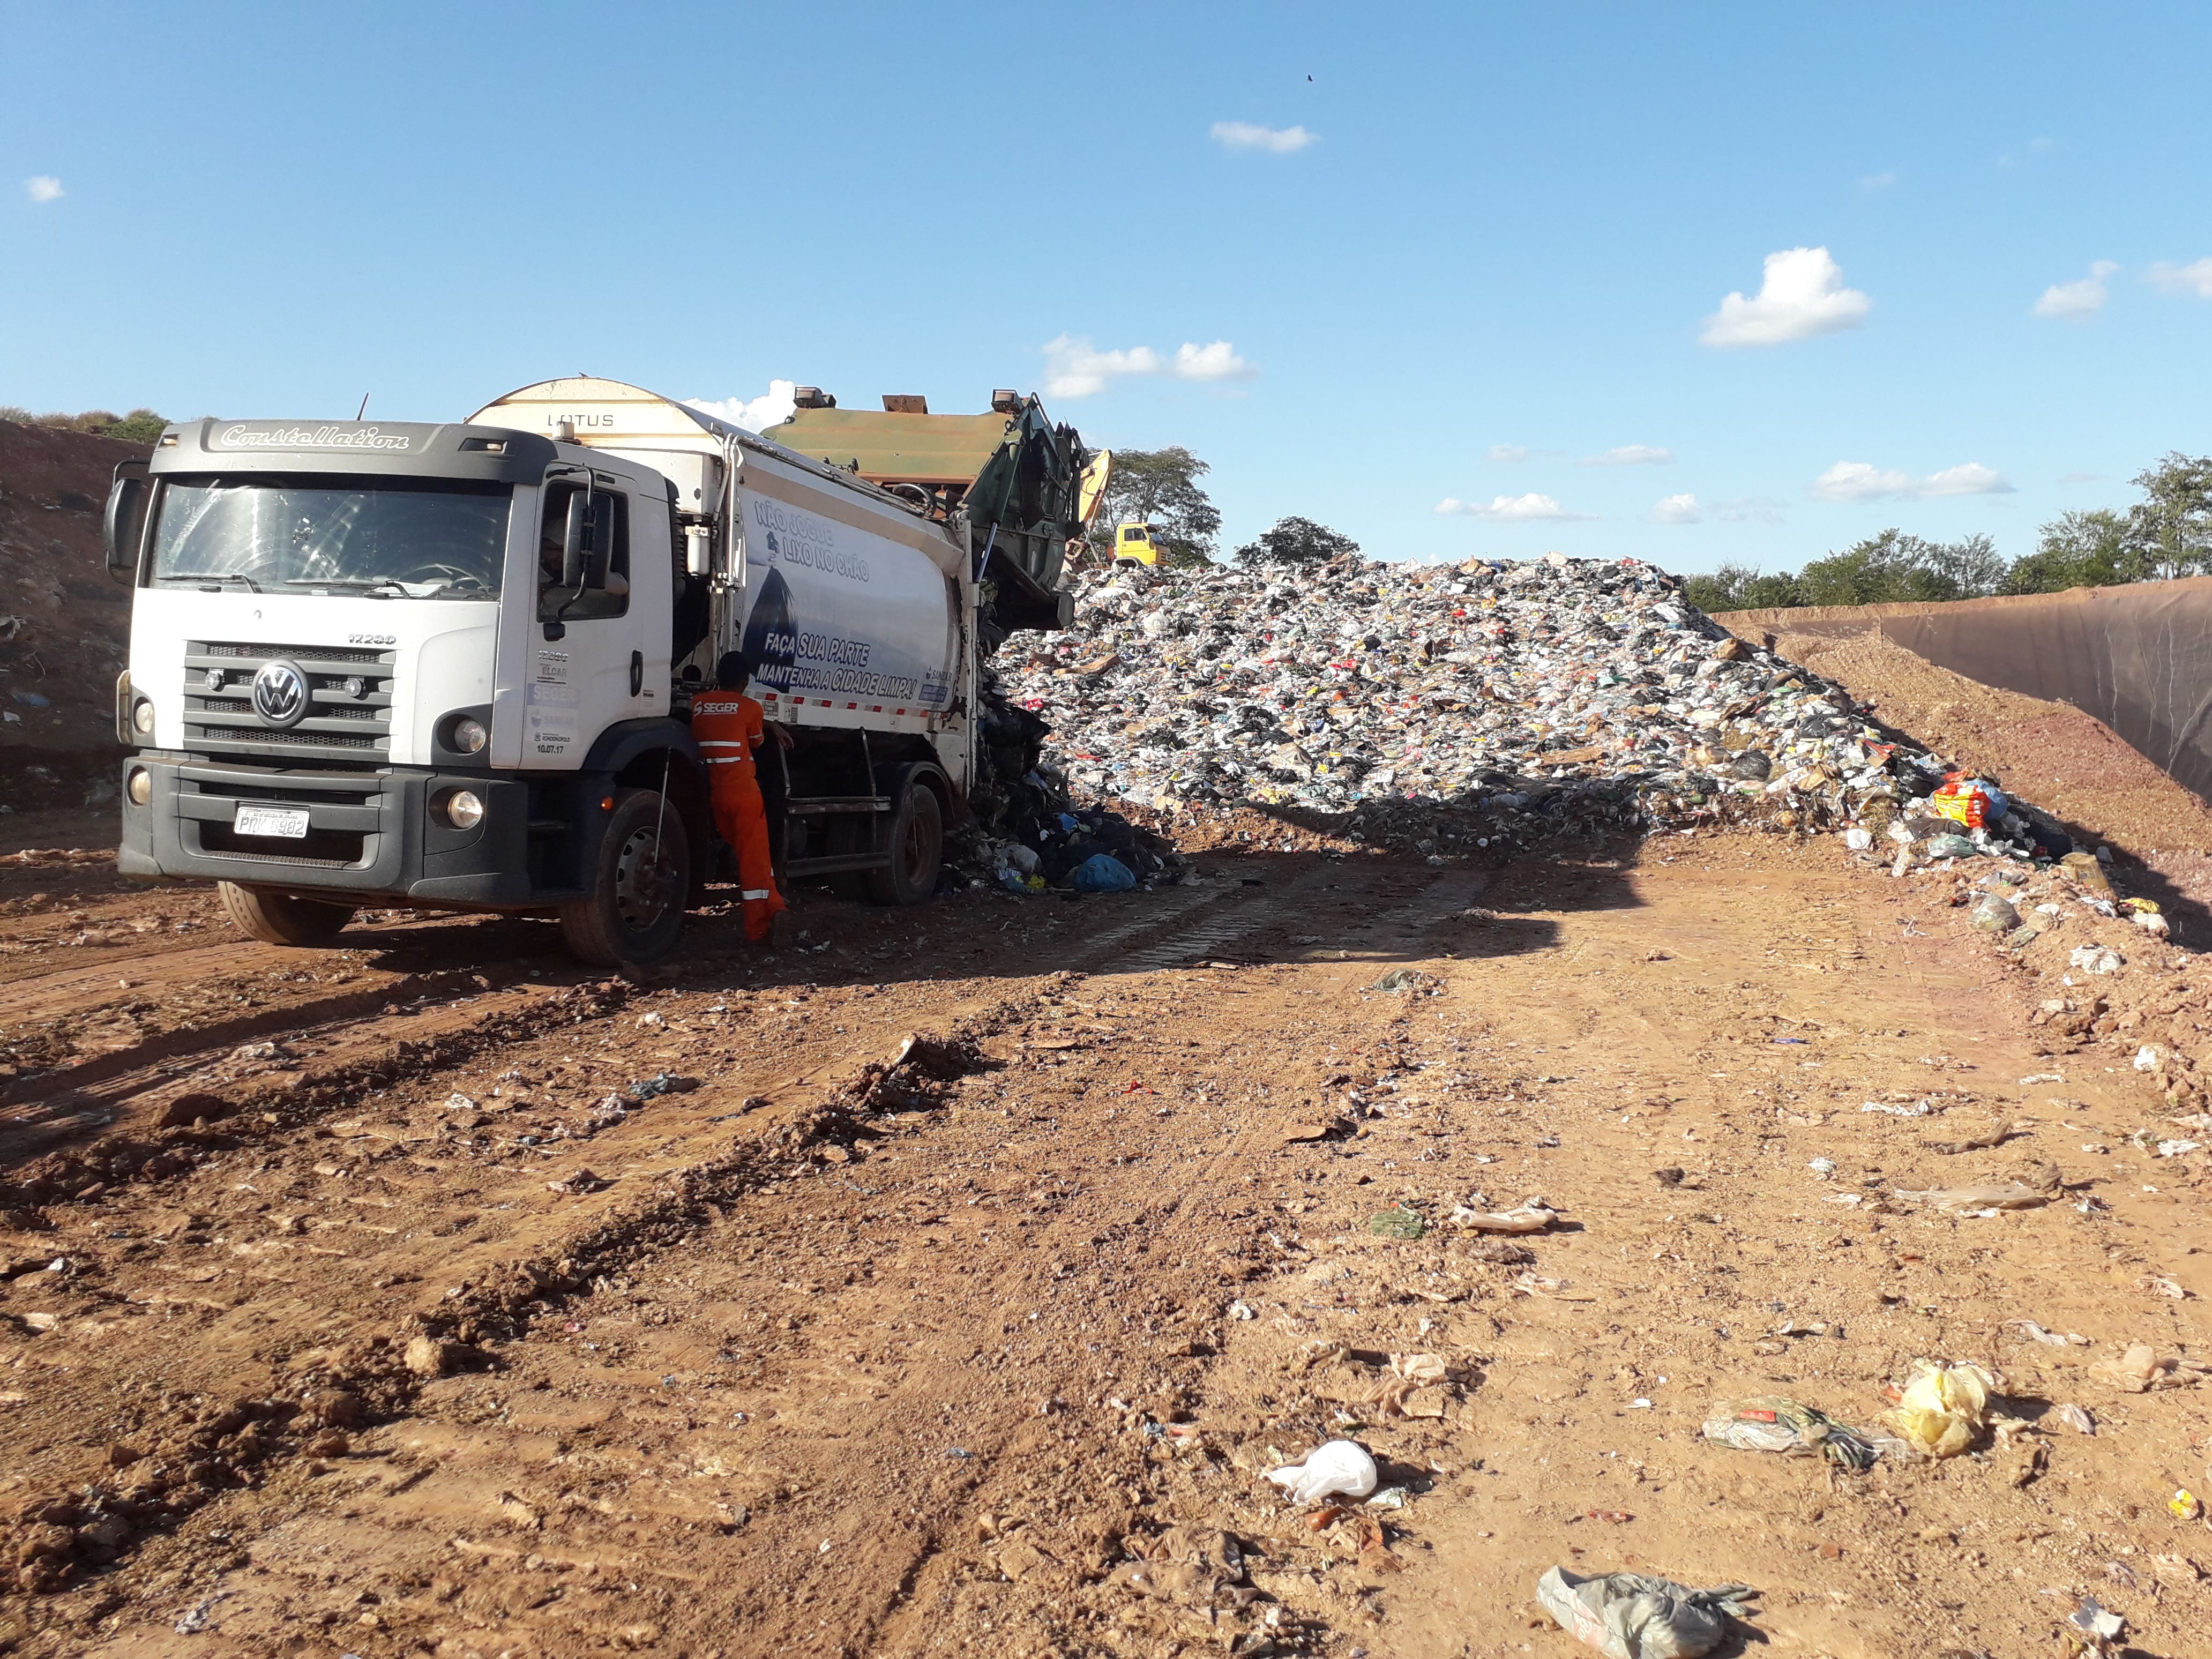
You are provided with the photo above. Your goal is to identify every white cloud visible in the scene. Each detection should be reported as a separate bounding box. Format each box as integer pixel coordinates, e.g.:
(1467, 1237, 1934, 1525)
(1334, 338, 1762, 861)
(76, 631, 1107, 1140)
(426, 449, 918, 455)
(1209, 121, 1317, 154)
(1715, 496, 1786, 524)
(2059, 470, 2102, 484)
(1918, 461, 2015, 497)
(684, 380, 796, 432)
(2035, 260, 2118, 318)
(1700, 246, 1872, 347)
(1811, 459, 2014, 502)
(1580, 444, 1673, 468)
(24, 176, 62, 204)
(1649, 493, 1701, 524)
(1487, 444, 1529, 464)
(1171, 340, 1252, 382)
(1434, 492, 1597, 522)
(2149, 258, 2212, 300)
(1041, 333, 1251, 398)
(1860, 170, 1897, 191)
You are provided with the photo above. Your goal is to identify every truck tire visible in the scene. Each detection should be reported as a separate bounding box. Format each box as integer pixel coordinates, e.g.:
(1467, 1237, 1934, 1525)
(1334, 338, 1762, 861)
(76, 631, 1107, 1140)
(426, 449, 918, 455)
(219, 882, 357, 946)
(865, 780, 943, 907)
(559, 787, 691, 967)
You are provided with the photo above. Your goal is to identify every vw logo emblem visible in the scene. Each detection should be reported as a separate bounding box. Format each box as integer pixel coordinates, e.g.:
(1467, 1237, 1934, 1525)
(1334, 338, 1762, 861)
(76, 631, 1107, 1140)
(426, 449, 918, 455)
(251, 660, 311, 728)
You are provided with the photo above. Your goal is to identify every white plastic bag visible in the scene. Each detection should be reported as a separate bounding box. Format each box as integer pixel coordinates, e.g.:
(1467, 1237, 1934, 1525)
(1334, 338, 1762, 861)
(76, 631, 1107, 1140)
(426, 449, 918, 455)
(1265, 1439, 1378, 1505)
(1536, 1567, 1757, 1659)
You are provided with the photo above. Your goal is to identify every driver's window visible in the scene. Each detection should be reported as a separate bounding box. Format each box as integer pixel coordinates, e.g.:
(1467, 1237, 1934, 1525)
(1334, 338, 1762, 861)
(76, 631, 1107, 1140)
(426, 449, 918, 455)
(537, 483, 630, 622)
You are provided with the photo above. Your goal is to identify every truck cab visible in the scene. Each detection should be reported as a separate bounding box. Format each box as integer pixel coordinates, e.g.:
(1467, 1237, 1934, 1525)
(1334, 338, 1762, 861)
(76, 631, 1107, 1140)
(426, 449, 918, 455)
(1112, 521, 1162, 567)
(107, 417, 707, 963)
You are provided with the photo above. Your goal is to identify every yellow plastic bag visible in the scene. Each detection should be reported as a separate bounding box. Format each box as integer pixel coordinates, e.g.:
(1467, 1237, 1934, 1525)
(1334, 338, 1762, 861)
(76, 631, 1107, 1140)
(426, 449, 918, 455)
(1884, 1361, 1993, 1459)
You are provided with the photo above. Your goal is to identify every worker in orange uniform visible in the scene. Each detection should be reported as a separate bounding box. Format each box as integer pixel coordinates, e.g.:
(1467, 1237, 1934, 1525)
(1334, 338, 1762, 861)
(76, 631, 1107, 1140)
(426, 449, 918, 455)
(692, 651, 790, 946)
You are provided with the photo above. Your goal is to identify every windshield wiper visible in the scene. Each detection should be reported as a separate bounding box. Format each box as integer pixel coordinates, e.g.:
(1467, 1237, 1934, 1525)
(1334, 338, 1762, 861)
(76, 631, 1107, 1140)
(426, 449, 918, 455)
(283, 577, 404, 595)
(163, 571, 263, 592)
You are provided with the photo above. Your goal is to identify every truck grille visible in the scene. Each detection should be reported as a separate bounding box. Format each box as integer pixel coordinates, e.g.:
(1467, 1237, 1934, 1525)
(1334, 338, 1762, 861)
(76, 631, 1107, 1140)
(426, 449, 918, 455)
(181, 641, 396, 767)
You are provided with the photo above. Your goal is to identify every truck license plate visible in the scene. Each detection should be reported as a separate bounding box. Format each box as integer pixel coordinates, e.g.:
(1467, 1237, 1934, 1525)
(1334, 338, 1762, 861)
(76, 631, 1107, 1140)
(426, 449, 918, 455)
(234, 805, 310, 839)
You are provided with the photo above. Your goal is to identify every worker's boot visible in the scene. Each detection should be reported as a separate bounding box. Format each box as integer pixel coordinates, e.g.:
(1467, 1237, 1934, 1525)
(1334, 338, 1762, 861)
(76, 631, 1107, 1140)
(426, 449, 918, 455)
(766, 910, 796, 952)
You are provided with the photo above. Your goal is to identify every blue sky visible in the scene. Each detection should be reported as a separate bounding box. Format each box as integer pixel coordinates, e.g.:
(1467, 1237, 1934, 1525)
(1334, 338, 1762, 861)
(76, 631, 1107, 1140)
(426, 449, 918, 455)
(6, 2, 2212, 576)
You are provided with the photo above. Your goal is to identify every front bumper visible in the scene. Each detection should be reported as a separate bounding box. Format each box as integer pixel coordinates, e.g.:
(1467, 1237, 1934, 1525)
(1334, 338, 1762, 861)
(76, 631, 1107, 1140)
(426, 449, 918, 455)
(118, 756, 545, 907)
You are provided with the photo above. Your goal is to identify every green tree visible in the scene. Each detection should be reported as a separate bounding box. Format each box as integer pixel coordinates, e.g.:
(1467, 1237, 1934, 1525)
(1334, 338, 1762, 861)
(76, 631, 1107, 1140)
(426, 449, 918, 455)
(1234, 515, 1360, 566)
(2122, 452, 2212, 580)
(1093, 445, 1221, 567)
(1794, 529, 2002, 607)
(1680, 562, 1804, 612)
(103, 408, 169, 444)
(2002, 507, 2129, 593)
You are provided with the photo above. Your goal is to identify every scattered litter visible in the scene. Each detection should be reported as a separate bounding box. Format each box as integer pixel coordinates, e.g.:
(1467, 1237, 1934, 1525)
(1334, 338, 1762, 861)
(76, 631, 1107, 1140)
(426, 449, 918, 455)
(1862, 1098, 1935, 1117)
(2064, 1595, 2126, 1656)
(1892, 1182, 2051, 1213)
(2006, 1320, 2088, 1348)
(1882, 1360, 1993, 1459)
(1388, 1352, 1447, 1383)
(2067, 945, 2124, 976)
(1926, 1119, 2016, 1154)
(547, 1169, 607, 1195)
(627, 1073, 701, 1100)
(444, 1093, 477, 1112)
(2169, 1488, 2202, 1522)
(1446, 1197, 1560, 1234)
(1228, 1299, 1256, 1320)
(1534, 1566, 1758, 1659)
(1266, 1439, 1379, 1505)
(1369, 1207, 1427, 1240)
(1701, 1396, 1880, 1470)
(2089, 1343, 2212, 1391)
(2052, 1403, 2096, 1435)
(174, 1592, 231, 1634)
(2133, 1045, 2163, 1073)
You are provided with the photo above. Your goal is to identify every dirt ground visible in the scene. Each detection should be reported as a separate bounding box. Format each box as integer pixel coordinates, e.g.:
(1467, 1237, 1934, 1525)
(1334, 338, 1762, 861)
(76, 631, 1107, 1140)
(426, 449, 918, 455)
(1, 801, 2207, 1659)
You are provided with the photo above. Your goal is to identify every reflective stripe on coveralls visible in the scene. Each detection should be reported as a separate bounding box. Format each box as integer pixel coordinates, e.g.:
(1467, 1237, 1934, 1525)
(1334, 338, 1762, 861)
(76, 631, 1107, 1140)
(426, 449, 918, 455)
(691, 694, 787, 940)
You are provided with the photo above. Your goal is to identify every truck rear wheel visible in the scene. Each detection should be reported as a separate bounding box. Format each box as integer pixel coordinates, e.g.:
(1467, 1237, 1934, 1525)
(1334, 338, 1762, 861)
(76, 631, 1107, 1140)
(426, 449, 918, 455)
(865, 781, 942, 907)
(559, 787, 691, 967)
(219, 882, 357, 946)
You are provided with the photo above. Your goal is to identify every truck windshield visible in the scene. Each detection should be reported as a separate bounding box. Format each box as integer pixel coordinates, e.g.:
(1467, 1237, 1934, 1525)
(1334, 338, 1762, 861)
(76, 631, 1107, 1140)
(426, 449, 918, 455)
(148, 475, 511, 599)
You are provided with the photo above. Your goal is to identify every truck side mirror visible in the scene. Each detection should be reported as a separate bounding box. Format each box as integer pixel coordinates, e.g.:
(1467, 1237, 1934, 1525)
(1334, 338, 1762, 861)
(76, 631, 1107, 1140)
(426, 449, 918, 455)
(103, 463, 148, 582)
(561, 491, 590, 589)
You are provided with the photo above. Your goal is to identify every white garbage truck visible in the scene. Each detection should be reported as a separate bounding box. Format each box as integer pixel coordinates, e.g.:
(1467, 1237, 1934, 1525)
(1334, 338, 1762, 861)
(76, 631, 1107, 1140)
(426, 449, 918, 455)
(104, 377, 1094, 964)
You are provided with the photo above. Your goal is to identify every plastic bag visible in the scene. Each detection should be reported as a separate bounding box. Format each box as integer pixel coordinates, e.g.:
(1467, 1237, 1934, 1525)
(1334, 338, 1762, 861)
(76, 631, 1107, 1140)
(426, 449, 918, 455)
(1265, 1439, 1378, 1505)
(1883, 1361, 1992, 1458)
(1700, 1396, 1879, 1471)
(1070, 852, 1137, 892)
(1931, 775, 2005, 829)
(1535, 1566, 1757, 1659)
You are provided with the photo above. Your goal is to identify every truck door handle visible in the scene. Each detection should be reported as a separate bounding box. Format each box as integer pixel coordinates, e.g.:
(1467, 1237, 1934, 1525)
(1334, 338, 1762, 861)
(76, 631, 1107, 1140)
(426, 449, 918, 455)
(630, 651, 644, 697)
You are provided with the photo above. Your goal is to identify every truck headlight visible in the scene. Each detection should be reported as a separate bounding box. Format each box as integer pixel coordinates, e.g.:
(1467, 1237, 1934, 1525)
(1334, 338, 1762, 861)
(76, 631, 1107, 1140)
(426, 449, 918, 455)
(446, 714, 488, 754)
(131, 699, 155, 735)
(127, 767, 151, 806)
(435, 788, 485, 829)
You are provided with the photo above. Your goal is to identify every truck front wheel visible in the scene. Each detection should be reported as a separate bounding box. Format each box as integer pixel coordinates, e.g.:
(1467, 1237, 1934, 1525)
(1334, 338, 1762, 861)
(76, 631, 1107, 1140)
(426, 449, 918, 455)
(219, 883, 357, 946)
(865, 780, 943, 907)
(559, 787, 692, 967)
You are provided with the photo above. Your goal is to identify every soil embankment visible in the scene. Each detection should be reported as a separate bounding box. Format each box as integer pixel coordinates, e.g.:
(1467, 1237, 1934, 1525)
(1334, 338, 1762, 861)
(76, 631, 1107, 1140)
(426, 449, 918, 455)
(0, 420, 146, 814)
(1718, 602, 2212, 923)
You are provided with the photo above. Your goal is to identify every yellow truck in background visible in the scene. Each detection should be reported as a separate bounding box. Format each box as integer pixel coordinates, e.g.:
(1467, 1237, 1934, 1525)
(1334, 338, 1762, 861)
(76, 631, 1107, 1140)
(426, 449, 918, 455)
(1112, 522, 1161, 567)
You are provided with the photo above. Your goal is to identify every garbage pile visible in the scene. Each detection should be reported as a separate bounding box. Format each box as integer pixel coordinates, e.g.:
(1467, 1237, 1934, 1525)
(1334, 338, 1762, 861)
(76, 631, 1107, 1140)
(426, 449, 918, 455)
(995, 554, 2075, 856)
(951, 677, 1189, 893)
